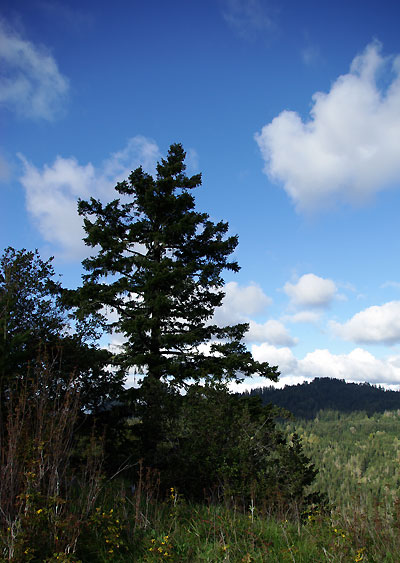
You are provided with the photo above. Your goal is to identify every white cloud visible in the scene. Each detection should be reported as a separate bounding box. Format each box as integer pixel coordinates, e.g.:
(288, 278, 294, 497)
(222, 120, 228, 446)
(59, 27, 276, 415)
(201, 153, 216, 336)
(212, 282, 297, 346)
(255, 40, 400, 212)
(331, 301, 400, 345)
(284, 310, 321, 324)
(252, 343, 298, 374)
(283, 273, 337, 308)
(18, 136, 160, 259)
(298, 348, 400, 385)
(247, 319, 298, 346)
(228, 375, 307, 392)
(0, 18, 69, 120)
(18, 154, 94, 258)
(99, 136, 159, 190)
(250, 342, 400, 387)
(213, 281, 272, 325)
(221, 0, 273, 39)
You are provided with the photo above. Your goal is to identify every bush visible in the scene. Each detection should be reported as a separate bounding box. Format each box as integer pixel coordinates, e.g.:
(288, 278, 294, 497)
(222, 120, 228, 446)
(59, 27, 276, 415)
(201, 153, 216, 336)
(141, 382, 319, 514)
(0, 356, 103, 561)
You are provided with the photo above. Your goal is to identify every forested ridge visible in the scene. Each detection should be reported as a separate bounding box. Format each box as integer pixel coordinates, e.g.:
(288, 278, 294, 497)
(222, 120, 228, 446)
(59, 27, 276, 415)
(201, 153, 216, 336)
(283, 409, 400, 509)
(246, 378, 400, 510)
(245, 377, 400, 419)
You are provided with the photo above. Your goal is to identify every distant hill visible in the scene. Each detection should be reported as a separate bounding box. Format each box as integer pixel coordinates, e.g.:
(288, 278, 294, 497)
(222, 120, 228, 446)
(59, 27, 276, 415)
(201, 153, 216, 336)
(243, 377, 400, 419)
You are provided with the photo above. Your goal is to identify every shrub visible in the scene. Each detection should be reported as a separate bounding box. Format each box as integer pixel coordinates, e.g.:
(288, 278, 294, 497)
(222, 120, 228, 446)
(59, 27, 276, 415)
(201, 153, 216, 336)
(145, 383, 319, 514)
(0, 355, 103, 561)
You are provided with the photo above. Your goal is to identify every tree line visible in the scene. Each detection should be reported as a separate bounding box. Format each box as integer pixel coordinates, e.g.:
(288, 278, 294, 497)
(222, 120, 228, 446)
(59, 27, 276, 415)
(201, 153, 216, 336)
(245, 377, 400, 420)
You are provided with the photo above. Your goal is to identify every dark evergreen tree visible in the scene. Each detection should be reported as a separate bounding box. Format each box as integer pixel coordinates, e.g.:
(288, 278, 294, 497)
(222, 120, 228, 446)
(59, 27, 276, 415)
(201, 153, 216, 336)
(0, 247, 124, 414)
(0, 247, 66, 377)
(71, 143, 279, 389)
(0, 247, 69, 413)
(154, 383, 317, 509)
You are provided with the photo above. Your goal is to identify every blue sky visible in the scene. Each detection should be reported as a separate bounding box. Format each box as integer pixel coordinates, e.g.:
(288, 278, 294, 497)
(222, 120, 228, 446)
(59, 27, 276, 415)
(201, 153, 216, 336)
(2, 0, 400, 389)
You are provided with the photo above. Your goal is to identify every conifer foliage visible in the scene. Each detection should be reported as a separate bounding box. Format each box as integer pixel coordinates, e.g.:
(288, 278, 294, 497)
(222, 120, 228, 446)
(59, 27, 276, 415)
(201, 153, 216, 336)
(74, 143, 278, 388)
(0, 247, 123, 414)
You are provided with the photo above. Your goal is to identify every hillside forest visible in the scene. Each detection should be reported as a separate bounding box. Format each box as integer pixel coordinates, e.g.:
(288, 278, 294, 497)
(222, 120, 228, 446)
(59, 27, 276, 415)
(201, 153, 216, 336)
(246, 377, 400, 419)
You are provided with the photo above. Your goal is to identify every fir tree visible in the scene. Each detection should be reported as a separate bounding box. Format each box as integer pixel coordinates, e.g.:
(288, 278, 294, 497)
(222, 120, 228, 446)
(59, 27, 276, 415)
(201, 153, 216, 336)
(72, 143, 278, 389)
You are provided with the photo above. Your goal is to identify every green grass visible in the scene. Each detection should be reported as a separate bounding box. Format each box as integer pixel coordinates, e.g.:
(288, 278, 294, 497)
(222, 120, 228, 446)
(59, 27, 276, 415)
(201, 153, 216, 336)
(3, 475, 400, 562)
(53, 485, 400, 562)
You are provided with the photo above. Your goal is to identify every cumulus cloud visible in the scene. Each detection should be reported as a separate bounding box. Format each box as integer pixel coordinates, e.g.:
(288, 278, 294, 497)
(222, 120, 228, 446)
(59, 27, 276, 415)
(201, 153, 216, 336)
(331, 301, 400, 345)
(255, 40, 400, 212)
(250, 342, 400, 388)
(213, 281, 272, 325)
(298, 348, 400, 385)
(252, 343, 298, 375)
(18, 136, 160, 259)
(0, 18, 69, 120)
(212, 282, 297, 346)
(247, 319, 298, 346)
(283, 273, 337, 308)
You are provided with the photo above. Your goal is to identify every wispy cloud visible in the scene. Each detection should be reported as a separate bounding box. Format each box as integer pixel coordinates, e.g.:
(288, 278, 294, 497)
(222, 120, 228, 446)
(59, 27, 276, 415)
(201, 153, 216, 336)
(301, 44, 321, 66)
(381, 281, 400, 290)
(283, 310, 322, 324)
(37, 1, 94, 31)
(186, 148, 199, 173)
(256, 41, 400, 212)
(0, 17, 69, 120)
(221, 0, 274, 39)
